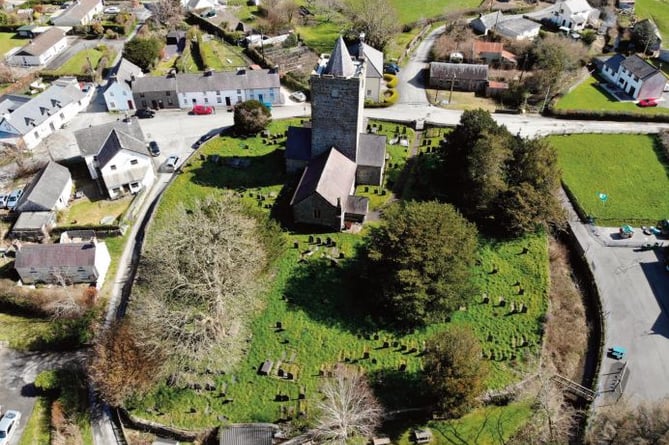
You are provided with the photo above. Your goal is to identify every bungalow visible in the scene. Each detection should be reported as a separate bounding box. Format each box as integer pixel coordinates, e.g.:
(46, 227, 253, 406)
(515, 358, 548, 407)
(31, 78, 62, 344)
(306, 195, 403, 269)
(74, 118, 155, 199)
(548, 0, 599, 32)
(0, 77, 90, 149)
(599, 54, 666, 100)
(51, 0, 103, 26)
(14, 238, 111, 286)
(14, 161, 72, 213)
(428, 62, 488, 92)
(7, 27, 68, 66)
(10, 211, 56, 241)
(470, 11, 541, 41)
(471, 41, 517, 67)
(103, 58, 144, 112)
(470, 11, 505, 36)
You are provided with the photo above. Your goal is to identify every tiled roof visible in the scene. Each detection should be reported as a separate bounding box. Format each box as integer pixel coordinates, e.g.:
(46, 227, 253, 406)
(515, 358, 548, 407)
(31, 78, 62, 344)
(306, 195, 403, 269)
(96, 128, 148, 167)
(14, 28, 65, 57)
(472, 41, 503, 55)
(15, 161, 70, 212)
(290, 147, 356, 207)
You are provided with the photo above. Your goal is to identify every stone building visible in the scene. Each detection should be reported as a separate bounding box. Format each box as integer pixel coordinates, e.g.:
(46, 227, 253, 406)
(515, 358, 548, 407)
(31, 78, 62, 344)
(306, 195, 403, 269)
(285, 37, 386, 230)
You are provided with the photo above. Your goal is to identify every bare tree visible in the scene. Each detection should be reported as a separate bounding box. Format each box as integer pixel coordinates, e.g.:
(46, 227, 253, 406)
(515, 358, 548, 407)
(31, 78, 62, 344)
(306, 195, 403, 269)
(280, 0, 299, 24)
(130, 195, 267, 372)
(586, 400, 669, 444)
(344, 0, 399, 50)
(151, 0, 184, 29)
(313, 367, 383, 444)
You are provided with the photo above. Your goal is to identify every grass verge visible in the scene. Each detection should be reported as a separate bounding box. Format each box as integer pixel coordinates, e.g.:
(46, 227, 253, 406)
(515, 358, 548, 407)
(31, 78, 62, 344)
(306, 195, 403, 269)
(19, 398, 50, 445)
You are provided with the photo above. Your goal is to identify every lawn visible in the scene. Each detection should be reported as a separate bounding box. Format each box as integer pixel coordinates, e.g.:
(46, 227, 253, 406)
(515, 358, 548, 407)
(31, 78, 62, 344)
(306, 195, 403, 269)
(49, 47, 114, 77)
(0, 32, 25, 56)
(296, 19, 347, 55)
(199, 38, 247, 70)
(431, 89, 498, 111)
(19, 399, 50, 445)
(64, 195, 132, 226)
(636, 0, 669, 40)
(555, 76, 669, 114)
(551, 133, 669, 225)
(151, 56, 179, 76)
(128, 119, 549, 430)
(387, 0, 479, 24)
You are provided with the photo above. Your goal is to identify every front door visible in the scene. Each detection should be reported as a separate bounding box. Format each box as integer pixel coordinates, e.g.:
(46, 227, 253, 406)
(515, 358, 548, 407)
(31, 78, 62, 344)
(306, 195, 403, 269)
(225, 97, 231, 106)
(151, 100, 158, 109)
(258, 94, 264, 103)
(128, 100, 134, 110)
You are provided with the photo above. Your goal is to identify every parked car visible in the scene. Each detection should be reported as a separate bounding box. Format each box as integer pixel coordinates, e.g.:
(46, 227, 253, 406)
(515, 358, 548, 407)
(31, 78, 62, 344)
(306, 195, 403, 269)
(135, 108, 155, 119)
(148, 141, 160, 157)
(165, 155, 179, 172)
(191, 105, 214, 115)
(0, 410, 21, 445)
(202, 8, 216, 17)
(383, 62, 400, 75)
(6, 189, 22, 210)
(289, 91, 306, 102)
(638, 98, 658, 107)
(0, 194, 8, 209)
(103, 6, 120, 13)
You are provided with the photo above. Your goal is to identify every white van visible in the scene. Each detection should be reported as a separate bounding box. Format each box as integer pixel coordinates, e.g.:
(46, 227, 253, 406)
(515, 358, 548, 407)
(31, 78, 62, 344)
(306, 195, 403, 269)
(0, 410, 21, 445)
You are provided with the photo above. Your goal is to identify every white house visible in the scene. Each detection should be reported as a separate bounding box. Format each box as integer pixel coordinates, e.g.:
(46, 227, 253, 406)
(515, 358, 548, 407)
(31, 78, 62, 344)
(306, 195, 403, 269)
(74, 118, 155, 199)
(349, 40, 384, 102)
(51, 0, 103, 26)
(176, 68, 282, 108)
(470, 11, 541, 41)
(7, 27, 68, 66)
(184, 0, 216, 10)
(599, 54, 667, 100)
(0, 77, 91, 149)
(103, 58, 144, 112)
(549, 0, 599, 31)
(15, 161, 72, 213)
(14, 239, 111, 286)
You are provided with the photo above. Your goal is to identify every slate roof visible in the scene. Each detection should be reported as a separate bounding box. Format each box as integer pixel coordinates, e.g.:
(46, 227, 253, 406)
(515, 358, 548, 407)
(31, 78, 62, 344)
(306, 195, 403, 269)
(131, 75, 177, 94)
(52, 0, 101, 24)
(15, 161, 71, 212)
(350, 42, 383, 78)
(357, 133, 386, 167)
(472, 11, 505, 30)
(324, 36, 356, 77)
(601, 53, 625, 73)
(494, 18, 541, 38)
(285, 125, 312, 161)
(14, 28, 65, 57)
(15, 242, 97, 269)
(0, 95, 31, 116)
(131, 69, 280, 94)
(111, 58, 143, 85)
(103, 165, 149, 188)
(290, 147, 356, 207)
(74, 118, 145, 157)
(0, 78, 84, 135)
(430, 62, 488, 81)
(219, 425, 275, 445)
(346, 195, 369, 216)
(622, 54, 660, 79)
(96, 128, 148, 167)
(560, 0, 594, 15)
(13, 211, 55, 231)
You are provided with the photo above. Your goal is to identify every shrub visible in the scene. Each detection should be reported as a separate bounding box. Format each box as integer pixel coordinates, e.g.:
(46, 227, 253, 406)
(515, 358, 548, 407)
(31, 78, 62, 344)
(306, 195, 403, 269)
(383, 73, 398, 88)
(35, 370, 60, 394)
(233, 100, 272, 135)
(383, 88, 399, 104)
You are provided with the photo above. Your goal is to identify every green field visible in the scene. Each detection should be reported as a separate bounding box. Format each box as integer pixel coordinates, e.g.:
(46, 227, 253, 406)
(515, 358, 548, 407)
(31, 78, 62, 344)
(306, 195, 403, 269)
(555, 76, 669, 114)
(552, 133, 669, 225)
(199, 38, 247, 70)
(636, 0, 669, 40)
(48, 47, 115, 77)
(128, 119, 549, 430)
(387, 0, 478, 24)
(296, 19, 346, 55)
(0, 32, 25, 56)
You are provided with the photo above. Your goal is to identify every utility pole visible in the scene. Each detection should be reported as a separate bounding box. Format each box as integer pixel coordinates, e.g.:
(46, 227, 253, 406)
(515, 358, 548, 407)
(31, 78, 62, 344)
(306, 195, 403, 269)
(448, 73, 455, 104)
(541, 84, 551, 113)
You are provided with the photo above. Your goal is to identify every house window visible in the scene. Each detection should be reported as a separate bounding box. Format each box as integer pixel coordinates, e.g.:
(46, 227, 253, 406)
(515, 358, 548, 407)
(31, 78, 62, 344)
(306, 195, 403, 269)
(110, 92, 114, 96)
(59, 112, 64, 119)
(110, 102, 116, 108)
(33, 131, 38, 139)
(130, 159, 138, 165)
(167, 99, 173, 105)
(314, 209, 321, 218)
(112, 187, 121, 193)
(367, 89, 371, 96)
(122, 91, 126, 96)
(166, 91, 171, 96)
(237, 89, 241, 94)
(110, 165, 117, 170)
(141, 100, 147, 107)
(216, 90, 221, 95)
(204, 97, 209, 103)
(217, 97, 222, 103)
(140, 93, 145, 97)
(237, 96, 242, 102)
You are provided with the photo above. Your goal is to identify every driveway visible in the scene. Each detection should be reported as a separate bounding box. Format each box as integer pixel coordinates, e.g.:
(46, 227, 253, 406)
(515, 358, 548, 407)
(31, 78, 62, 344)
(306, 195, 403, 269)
(396, 26, 443, 106)
(0, 346, 82, 444)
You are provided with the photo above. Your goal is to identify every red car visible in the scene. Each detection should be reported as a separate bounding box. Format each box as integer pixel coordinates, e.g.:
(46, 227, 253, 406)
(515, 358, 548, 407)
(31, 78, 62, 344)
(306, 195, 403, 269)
(191, 105, 214, 115)
(637, 98, 658, 107)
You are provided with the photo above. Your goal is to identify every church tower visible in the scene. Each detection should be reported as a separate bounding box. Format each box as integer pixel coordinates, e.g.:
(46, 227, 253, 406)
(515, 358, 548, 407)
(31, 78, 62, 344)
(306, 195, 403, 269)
(310, 36, 366, 163)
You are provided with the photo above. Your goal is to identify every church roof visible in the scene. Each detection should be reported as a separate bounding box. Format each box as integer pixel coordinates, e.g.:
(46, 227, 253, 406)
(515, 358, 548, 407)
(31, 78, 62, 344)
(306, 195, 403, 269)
(324, 36, 356, 77)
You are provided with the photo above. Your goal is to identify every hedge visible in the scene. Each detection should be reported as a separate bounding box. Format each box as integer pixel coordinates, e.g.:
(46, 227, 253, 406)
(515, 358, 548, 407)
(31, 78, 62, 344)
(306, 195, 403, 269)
(547, 107, 669, 123)
(384, 73, 398, 88)
(383, 88, 399, 104)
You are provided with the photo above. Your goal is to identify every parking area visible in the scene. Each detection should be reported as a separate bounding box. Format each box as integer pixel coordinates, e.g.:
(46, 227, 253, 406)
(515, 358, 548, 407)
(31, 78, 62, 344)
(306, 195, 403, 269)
(570, 222, 669, 406)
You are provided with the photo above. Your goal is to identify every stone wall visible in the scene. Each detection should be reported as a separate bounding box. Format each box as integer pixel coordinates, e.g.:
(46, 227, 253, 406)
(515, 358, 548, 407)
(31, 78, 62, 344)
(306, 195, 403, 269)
(286, 158, 308, 175)
(356, 164, 383, 186)
(293, 193, 342, 230)
(310, 74, 364, 162)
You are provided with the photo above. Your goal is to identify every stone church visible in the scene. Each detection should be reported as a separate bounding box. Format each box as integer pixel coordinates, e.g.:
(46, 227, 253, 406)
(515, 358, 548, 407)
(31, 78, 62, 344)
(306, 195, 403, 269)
(286, 36, 386, 230)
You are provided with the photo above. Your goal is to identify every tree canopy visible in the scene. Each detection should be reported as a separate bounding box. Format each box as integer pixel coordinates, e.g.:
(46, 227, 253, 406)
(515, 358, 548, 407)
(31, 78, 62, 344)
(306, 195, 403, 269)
(361, 200, 478, 327)
(437, 109, 564, 237)
(123, 37, 163, 71)
(423, 325, 489, 418)
(343, 0, 399, 50)
(233, 100, 272, 135)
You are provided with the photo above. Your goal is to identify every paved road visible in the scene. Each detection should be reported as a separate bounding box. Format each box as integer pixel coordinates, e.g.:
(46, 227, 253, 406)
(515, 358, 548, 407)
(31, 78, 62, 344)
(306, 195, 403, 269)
(0, 347, 82, 445)
(396, 26, 442, 106)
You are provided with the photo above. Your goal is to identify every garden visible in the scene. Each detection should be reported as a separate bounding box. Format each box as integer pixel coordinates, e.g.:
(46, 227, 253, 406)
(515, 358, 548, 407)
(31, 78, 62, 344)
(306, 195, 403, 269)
(552, 133, 669, 225)
(125, 118, 550, 444)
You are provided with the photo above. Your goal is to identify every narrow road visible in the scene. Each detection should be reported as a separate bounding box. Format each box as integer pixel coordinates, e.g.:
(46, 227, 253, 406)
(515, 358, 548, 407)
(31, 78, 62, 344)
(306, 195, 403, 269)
(396, 26, 443, 105)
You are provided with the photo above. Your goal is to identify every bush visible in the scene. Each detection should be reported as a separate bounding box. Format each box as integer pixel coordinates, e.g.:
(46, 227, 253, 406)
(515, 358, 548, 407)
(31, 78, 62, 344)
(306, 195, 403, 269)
(383, 88, 399, 104)
(34, 370, 60, 394)
(383, 73, 398, 88)
(233, 100, 272, 135)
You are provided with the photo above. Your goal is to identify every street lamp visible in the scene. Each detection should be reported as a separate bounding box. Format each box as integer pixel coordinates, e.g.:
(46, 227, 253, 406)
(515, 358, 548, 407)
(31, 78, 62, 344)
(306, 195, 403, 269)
(448, 73, 455, 105)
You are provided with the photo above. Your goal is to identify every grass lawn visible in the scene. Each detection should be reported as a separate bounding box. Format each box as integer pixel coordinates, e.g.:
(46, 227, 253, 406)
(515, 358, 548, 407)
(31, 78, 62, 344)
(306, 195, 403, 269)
(296, 19, 347, 55)
(128, 118, 549, 429)
(200, 39, 247, 70)
(636, 0, 669, 40)
(555, 76, 669, 114)
(19, 398, 50, 445)
(385, 27, 423, 61)
(49, 48, 110, 76)
(387, 0, 479, 24)
(0, 32, 25, 56)
(431, 89, 498, 111)
(551, 133, 669, 225)
(64, 195, 132, 226)
(152, 56, 179, 76)
(393, 401, 532, 445)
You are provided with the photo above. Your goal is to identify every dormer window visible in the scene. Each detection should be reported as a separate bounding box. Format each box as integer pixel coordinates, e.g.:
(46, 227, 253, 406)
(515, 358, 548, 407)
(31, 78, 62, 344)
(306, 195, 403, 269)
(130, 159, 138, 165)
